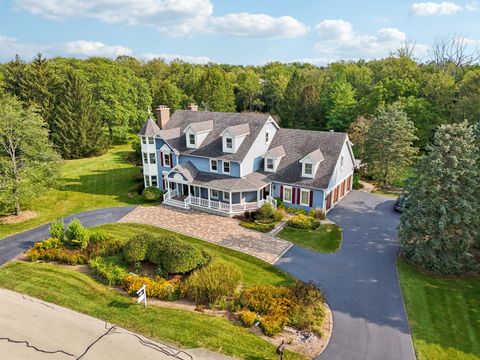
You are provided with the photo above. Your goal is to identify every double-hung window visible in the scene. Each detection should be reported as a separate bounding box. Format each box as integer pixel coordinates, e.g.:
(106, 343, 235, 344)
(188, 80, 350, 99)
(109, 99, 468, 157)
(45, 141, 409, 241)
(189, 134, 196, 146)
(142, 153, 148, 164)
(226, 137, 233, 149)
(300, 189, 310, 206)
(142, 137, 147, 145)
(148, 137, 154, 144)
(151, 176, 158, 187)
(223, 191, 230, 201)
(163, 152, 171, 167)
(211, 189, 219, 199)
(266, 158, 274, 171)
(149, 153, 156, 164)
(210, 159, 218, 172)
(304, 163, 313, 176)
(283, 186, 292, 203)
(223, 161, 230, 174)
(265, 131, 269, 143)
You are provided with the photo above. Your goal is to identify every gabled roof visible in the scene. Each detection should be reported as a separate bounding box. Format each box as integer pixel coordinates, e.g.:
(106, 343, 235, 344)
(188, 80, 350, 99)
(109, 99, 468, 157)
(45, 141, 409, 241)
(263, 129, 347, 189)
(220, 123, 250, 137)
(138, 117, 161, 136)
(160, 110, 273, 162)
(183, 120, 214, 134)
(265, 145, 286, 159)
(301, 149, 324, 164)
(168, 161, 198, 182)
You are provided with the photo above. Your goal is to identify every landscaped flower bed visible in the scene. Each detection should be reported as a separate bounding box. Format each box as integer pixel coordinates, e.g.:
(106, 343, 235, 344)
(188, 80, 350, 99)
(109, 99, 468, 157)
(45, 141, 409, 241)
(24, 219, 330, 357)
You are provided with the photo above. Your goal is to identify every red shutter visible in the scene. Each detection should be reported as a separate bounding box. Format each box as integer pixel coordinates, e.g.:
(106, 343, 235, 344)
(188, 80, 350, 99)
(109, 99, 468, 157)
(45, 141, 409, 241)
(292, 188, 296, 204)
(297, 188, 301, 205)
(162, 179, 165, 190)
(280, 186, 283, 200)
(169, 153, 173, 167)
(160, 152, 164, 166)
(309, 190, 313, 207)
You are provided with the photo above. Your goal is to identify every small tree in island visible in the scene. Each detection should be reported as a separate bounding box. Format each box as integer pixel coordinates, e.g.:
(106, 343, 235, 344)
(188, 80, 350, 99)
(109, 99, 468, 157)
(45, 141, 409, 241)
(398, 121, 480, 274)
(0, 94, 61, 216)
(364, 103, 418, 187)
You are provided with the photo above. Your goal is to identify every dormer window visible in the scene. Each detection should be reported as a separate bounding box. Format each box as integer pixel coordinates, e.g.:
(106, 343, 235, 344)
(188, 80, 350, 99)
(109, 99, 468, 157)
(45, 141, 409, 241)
(266, 158, 274, 171)
(226, 137, 233, 149)
(189, 134, 196, 146)
(263, 145, 285, 173)
(304, 163, 313, 176)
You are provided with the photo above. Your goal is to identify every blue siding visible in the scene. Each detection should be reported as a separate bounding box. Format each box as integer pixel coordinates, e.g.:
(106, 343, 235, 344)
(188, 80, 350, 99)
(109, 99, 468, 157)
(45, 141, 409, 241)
(178, 155, 241, 177)
(242, 191, 257, 202)
(271, 182, 324, 211)
(155, 138, 177, 191)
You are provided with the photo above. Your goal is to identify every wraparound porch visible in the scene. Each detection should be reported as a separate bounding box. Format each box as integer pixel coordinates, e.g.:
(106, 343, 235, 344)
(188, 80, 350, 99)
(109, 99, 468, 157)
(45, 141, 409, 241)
(163, 181, 276, 215)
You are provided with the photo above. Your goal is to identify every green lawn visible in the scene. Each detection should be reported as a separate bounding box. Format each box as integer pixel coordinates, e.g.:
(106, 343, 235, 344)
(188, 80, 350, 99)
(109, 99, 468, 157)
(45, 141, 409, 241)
(397, 260, 480, 360)
(0, 262, 304, 360)
(371, 188, 400, 198)
(277, 224, 342, 253)
(0, 144, 146, 239)
(97, 223, 294, 286)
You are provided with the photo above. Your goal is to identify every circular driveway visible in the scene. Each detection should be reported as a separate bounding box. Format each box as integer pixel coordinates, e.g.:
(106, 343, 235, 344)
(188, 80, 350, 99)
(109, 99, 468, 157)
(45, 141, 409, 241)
(276, 191, 416, 360)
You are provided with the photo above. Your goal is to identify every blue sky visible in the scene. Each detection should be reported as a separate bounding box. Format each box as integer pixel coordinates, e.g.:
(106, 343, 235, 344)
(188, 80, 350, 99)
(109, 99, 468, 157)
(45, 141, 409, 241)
(0, 0, 479, 64)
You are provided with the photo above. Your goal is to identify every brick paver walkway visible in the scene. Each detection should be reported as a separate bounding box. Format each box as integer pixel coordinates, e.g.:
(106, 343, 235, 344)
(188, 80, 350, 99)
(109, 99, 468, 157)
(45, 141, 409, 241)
(119, 205, 292, 264)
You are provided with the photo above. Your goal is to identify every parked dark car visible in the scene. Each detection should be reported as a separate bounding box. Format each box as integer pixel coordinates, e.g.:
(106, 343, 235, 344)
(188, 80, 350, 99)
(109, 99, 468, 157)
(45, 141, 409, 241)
(394, 194, 408, 212)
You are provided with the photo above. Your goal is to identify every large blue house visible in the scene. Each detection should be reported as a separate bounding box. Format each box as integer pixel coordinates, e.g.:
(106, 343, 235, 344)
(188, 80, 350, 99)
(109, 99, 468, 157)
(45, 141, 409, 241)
(138, 104, 355, 216)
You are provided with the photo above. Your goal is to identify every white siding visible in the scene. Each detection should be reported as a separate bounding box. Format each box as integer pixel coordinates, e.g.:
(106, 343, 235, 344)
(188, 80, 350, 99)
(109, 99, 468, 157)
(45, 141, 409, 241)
(241, 120, 278, 176)
(327, 138, 355, 192)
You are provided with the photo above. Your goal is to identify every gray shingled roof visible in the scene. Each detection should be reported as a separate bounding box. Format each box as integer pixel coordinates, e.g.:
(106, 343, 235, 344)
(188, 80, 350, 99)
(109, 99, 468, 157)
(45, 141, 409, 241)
(162, 110, 272, 162)
(174, 161, 198, 182)
(263, 129, 347, 189)
(138, 117, 161, 136)
(221, 123, 250, 137)
(184, 120, 214, 133)
(302, 148, 325, 163)
(266, 145, 286, 159)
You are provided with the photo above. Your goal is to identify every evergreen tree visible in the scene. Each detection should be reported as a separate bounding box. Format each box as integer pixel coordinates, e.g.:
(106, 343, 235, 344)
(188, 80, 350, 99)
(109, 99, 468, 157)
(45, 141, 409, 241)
(2, 55, 28, 101)
(51, 69, 110, 159)
(399, 122, 480, 274)
(364, 103, 418, 186)
(0, 94, 61, 215)
(323, 79, 358, 131)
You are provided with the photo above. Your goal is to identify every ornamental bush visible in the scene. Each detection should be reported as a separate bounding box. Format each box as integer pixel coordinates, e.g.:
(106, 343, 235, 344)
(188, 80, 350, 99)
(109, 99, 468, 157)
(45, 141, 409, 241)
(65, 219, 90, 249)
(238, 309, 258, 328)
(25, 247, 87, 265)
(89, 255, 129, 285)
(260, 313, 289, 336)
(255, 203, 283, 224)
(122, 233, 154, 262)
(142, 187, 162, 202)
(49, 219, 65, 241)
(184, 261, 242, 305)
(122, 275, 178, 301)
(287, 214, 320, 230)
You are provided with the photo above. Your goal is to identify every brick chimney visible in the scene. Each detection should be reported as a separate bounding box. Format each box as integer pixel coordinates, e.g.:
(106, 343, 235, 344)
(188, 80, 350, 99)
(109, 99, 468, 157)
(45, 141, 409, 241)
(187, 103, 198, 111)
(156, 105, 170, 129)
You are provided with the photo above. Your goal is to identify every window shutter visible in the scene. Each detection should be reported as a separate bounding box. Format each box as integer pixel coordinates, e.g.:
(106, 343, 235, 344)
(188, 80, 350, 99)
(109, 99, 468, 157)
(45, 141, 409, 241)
(162, 179, 165, 190)
(297, 188, 301, 205)
(280, 186, 283, 199)
(309, 190, 313, 207)
(169, 153, 173, 167)
(160, 152, 164, 166)
(292, 187, 296, 203)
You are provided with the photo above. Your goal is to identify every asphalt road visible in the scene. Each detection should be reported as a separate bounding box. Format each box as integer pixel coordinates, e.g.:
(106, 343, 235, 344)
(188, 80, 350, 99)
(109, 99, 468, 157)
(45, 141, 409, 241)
(0, 206, 137, 266)
(276, 191, 416, 360)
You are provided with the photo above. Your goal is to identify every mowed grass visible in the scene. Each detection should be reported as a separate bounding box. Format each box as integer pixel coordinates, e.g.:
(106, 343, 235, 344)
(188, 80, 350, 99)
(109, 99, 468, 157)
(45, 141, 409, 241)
(277, 224, 342, 253)
(0, 144, 145, 239)
(97, 223, 295, 286)
(397, 260, 480, 360)
(0, 262, 305, 360)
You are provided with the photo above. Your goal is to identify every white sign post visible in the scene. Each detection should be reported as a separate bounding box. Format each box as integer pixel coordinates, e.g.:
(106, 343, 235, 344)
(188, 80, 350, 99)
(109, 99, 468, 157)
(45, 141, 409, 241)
(136, 284, 147, 307)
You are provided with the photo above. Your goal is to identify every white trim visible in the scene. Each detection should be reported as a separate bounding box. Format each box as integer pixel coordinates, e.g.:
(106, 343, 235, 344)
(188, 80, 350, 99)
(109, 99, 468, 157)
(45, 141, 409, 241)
(210, 189, 219, 200)
(162, 152, 171, 168)
(299, 188, 310, 207)
(283, 185, 293, 204)
(265, 157, 275, 172)
(223, 160, 231, 174)
(149, 152, 157, 165)
(222, 191, 230, 201)
(188, 133, 196, 147)
(210, 158, 218, 172)
(303, 162, 314, 177)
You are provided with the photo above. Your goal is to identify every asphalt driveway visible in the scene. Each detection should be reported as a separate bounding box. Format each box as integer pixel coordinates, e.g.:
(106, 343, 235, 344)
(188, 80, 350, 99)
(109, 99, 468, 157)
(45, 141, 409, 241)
(0, 207, 136, 266)
(276, 191, 416, 360)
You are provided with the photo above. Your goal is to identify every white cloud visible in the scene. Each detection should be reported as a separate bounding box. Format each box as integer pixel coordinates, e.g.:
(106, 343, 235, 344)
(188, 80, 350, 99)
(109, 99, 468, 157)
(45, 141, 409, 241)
(0, 35, 211, 63)
(209, 13, 308, 39)
(13, 0, 309, 38)
(465, 1, 479, 11)
(411, 2, 463, 16)
(314, 20, 413, 61)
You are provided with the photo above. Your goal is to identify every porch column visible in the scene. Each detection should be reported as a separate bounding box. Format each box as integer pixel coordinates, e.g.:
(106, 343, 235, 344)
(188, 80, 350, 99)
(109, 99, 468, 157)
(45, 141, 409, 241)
(229, 191, 232, 213)
(257, 189, 261, 207)
(207, 188, 211, 208)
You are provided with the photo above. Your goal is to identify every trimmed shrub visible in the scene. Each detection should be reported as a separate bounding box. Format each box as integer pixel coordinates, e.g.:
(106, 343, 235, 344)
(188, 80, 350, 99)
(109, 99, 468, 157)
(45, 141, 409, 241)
(308, 209, 316, 218)
(31, 237, 61, 252)
(287, 214, 320, 230)
(238, 310, 257, 328)
(142, 187, 162, 202)
(65, 219, 90, 249)
(89, 255, 129, 285)
(184, 261, 242, 305)
(122, 274, 178, 301)
(256, 203, 274, 221)
(149, 235, 207, 274)
(260, 314, 288, 336)
(89, 230, 108, 244)
(122, 233, 154, 262)
(49, 219, 64, 241)
(239, 221, 276, 233)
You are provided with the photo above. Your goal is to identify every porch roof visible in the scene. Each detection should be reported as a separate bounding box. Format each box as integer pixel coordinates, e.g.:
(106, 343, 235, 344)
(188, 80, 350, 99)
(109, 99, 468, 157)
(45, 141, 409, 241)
(169, 161, 268, 191)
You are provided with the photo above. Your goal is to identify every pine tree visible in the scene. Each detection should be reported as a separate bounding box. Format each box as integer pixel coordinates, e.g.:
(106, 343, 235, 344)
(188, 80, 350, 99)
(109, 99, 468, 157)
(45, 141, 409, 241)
(51, 69, 109, 159)
(364, 103, 418, 186)
(398, 121, 480, 274)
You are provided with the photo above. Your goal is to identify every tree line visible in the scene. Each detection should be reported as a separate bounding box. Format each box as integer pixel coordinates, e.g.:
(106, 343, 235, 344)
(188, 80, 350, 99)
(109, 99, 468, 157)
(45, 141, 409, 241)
(1, 49, 479, 161)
